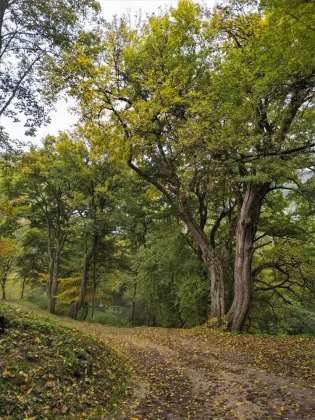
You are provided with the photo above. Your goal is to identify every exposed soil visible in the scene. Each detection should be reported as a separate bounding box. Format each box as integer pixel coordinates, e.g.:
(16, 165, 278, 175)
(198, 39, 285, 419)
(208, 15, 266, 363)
(7, 303, 315, 420)
(70, 324, 315, 420)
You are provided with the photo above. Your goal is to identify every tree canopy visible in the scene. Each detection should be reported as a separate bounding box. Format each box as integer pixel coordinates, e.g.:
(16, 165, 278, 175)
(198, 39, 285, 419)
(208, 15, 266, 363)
(0, 0, 315, 334)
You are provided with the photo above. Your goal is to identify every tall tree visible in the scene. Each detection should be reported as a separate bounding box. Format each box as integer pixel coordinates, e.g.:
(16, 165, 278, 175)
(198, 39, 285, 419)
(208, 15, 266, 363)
(47, 1, 236, 325)
(21, 134, 83, 313)
(43, 0, 315, 330)
(67, 136, 123, 319)
(208, 0, 315, 330)
(0, 0, 100, 136)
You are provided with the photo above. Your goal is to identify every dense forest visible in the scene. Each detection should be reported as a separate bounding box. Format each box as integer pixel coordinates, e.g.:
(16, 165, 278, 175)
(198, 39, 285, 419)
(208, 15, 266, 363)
(1, 0, 315, 335)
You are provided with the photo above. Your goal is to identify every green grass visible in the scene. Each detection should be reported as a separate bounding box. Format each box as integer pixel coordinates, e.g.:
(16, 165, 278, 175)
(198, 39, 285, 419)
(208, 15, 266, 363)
(0, 304, 131, 419)
(26, 295, 70, 316)
(15, 296, 133, 327)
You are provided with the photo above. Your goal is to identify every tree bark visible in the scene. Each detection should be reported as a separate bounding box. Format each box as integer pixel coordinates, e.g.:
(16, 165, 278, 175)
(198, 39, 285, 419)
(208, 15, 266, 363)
(130, 278, 138, 322)
(46, 259, 54, 309)
(47, 238, 67, 314)
(179, 194, 225, 324)
(0, 258, 12, 301)
(48, 252, 60, 314)
(91, 258, 97, 319)
(208, 252, 225, 324)
(69, 234, 98, 319)
(227, 183, 270, 331)
(20, 276, 26, 299)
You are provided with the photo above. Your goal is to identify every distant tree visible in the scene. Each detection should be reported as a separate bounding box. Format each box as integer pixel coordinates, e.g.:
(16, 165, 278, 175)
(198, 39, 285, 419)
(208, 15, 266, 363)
(0, 237, 15, 299)
(15, 227, 47, 299)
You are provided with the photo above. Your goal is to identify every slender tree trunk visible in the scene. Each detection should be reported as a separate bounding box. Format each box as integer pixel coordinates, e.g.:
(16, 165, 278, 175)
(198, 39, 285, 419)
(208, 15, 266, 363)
(227, 183, 270, 331)
(91, 258, 97, 319)
(152, 313, 157, 327)
(1, 282, 6, 300)
(46, 217, 55, 311)
(20, 276, 26, 299)
(70, 235, 98, 319)
(0, 259, 12, 301)
(49, 253, 59, 314)
(46, 259, 54, 309)
(91, 286, 96, 319)
(198, 270, 210, 323)
(130, 279, 137, 322)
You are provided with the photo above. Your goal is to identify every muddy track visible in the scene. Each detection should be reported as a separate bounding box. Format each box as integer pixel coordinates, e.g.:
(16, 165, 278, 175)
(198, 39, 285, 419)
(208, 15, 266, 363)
(7, 304, 315, 420)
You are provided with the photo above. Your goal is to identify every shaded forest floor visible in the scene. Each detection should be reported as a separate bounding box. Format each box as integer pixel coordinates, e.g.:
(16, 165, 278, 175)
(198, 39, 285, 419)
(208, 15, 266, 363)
(5, 302, 315, 420)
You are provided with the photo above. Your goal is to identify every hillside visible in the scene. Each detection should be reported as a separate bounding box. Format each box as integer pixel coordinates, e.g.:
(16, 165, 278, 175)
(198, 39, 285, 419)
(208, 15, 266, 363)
(0, 305, 130, 419)
(2, 303, 315, 420)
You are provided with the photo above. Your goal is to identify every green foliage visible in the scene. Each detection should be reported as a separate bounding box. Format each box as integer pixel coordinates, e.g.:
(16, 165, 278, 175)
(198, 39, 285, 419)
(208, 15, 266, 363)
(86, 307, 131, 327)
(0, 0, 100, 135)
(2, 0, 315, 333)
(129, 219, 207, 328)
(27, 295, 49, 311)
(287, 303, 315, 336)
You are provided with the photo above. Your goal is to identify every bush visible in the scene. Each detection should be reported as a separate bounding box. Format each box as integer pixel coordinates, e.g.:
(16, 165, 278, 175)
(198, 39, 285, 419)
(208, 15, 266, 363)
(287, 303, 315, 335)
(86, 306, 131, 327)
(249, 299, 315, 336)
(27, 295, 48, 310)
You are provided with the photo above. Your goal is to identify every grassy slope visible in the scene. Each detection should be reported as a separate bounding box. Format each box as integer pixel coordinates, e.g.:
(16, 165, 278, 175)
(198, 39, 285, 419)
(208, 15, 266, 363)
(0, 304, 130, 420)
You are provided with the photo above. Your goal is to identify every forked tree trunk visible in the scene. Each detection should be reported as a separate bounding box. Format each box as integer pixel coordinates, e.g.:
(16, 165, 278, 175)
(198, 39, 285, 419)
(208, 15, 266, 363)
(227, 183, 270, 331)
(69, 235, 98, 319)
(184, 228, 225, 325)
(207, 251, 225, 325)
(179, 195, 225, 325)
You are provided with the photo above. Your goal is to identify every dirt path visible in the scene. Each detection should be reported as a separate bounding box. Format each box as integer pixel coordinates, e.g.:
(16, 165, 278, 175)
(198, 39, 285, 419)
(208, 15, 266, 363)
(7, 304, 315, 420)
(65, 322, 315, 420)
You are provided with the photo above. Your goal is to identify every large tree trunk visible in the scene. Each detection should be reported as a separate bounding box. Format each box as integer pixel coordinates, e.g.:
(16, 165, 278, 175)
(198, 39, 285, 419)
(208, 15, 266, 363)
(69, 235, 98, 319)
(227, 183, 270, 331)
